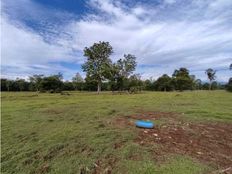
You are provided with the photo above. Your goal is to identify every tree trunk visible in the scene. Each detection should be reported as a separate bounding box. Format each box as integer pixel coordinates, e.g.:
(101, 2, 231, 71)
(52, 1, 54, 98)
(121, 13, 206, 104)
(209, 81, 211, 90)
(97, 80, 101, 94)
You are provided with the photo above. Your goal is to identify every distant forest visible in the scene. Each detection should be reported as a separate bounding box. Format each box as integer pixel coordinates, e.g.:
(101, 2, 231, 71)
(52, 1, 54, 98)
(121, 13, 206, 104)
(1, 42, 232, 93)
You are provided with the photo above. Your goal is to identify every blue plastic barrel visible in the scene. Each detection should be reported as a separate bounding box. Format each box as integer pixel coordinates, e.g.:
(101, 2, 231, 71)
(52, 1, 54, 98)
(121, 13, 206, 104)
(135, 120, 154, 129)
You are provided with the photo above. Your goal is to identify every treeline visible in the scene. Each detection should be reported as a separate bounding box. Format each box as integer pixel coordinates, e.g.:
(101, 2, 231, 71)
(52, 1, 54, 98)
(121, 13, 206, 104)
(1, 41, 231, 93)
(0, 69, 229, 92)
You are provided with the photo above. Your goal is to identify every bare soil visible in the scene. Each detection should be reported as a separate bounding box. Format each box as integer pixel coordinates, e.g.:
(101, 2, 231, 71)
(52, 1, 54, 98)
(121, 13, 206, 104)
(114, 111, 232, 173)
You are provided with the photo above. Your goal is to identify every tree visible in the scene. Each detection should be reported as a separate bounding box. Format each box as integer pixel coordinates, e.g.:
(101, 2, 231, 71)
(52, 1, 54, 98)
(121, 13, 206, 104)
(226, 78, 232, 92)
(63, 81, 75, 91)
(211, 81, 218, 90)
(1, 79, 7, 91)
(194, 79, 202, 90)
(29, 74, 44, 92)
(144, 78, 154, 91)
(205, 68, 216, 90)
(111, 54, 137, 91)
(6, 80, 13, 91)
(172, 68, 193, 91)
(189, 75, 195, 90)
(227, 63, 232, 92)
(84, 75, 98, 91)
(155, 74, 174, 91)
(54, 72, 63, 81)
(107, 64, 119, 91)
(128, 74, 143, 93)
(72, 73, 84, 90)
(40, 75, 63, 92)
(4, 80, 14, 91)
(15, 78, 26, 91)
(202, 83, 210, 90)
(82, 41, 113, 94)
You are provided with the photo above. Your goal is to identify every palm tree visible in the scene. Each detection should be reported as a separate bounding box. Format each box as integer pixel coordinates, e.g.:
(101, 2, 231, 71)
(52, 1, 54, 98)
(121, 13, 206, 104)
(205, 68, 216, 90)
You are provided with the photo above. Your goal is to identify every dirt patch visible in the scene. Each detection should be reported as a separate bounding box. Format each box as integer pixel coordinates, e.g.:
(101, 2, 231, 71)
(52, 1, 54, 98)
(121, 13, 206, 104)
(114, 112, 232, 171)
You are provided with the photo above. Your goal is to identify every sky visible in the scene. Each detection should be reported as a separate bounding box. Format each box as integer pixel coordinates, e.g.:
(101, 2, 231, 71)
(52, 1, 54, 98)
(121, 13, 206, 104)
(1, 0, 232, 82)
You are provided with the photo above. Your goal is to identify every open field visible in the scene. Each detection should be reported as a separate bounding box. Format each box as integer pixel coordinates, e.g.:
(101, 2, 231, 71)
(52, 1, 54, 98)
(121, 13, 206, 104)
(1, 91, 232, 174)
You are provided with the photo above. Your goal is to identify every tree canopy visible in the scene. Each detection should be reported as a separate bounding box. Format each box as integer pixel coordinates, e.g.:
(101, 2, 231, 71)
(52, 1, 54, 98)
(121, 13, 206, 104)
(82, 41, 113, 93)
(172, 68, 193, 91)
(155, 74, 173, 91)
(110, 54, 137, 91)
(205, 68, 216, 90)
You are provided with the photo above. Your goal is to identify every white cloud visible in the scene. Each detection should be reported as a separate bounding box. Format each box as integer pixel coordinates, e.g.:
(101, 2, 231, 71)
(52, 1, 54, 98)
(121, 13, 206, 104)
(1, 15, 81, 79)
(2, 18, 66, 65)
(66, 0, 232, 81)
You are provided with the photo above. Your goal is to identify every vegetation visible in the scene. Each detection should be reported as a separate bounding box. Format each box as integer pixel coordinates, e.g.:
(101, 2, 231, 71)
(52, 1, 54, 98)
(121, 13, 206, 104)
(39, 74, 63, 93)
(82, 41, 113, 93)
(109, 54, 137, 92)
(0, 43, 231, 93)
(205, 68, 216, 90)
(2, 91, 232, 173)
(172, 68, 194, 91)
(154, 74, 173, 91)
(226, 78, 232, 92)
(1, 73, 226, 93)
(1, 40, 231, 172)
(72, 73, 84, 91)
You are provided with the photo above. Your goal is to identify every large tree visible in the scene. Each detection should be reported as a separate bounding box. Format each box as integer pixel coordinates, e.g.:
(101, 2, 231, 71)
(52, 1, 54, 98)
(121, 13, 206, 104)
(172, 68, 193, 91)
(82, 41, 113, 93)
(205, 68, 216, 90)
(40, 75, 63, 92)
(155, 74, 174, 91)
(111, 54, 137, 91)
(29, 74, 44, 92)
(144, 78, 155, 91)
(6, 79, 13, 91)
(16, 78, 26, 91)
(1, 79, 8, 91)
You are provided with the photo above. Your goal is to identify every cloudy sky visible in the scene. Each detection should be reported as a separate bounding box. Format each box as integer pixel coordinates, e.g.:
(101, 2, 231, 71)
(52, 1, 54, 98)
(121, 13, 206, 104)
(1, 0, 232, 82)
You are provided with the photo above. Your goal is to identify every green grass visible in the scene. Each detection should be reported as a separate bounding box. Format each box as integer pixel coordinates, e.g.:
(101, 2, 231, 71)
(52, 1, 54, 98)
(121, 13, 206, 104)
(1, 91, 232, 173)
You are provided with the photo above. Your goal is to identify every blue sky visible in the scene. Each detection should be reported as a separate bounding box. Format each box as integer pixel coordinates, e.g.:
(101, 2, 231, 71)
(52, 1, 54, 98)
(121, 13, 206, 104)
(1, 0, 232, 82)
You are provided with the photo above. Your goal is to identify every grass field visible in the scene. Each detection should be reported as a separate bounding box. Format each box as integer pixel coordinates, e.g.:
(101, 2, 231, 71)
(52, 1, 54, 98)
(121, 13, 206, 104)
(1, 91, 232, 174)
